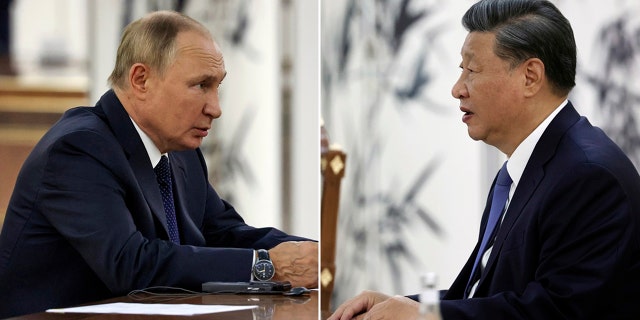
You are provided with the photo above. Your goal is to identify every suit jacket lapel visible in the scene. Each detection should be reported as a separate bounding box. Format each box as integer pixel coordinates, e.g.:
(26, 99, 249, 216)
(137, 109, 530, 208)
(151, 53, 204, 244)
(97, 90, 170, 235)
(479, 103, 582, 288)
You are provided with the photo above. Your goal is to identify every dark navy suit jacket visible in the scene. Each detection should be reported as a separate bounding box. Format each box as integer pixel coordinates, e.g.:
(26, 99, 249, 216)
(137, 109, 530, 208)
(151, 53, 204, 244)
(0, 90, 307, 317)
(424, 103, 640, 319)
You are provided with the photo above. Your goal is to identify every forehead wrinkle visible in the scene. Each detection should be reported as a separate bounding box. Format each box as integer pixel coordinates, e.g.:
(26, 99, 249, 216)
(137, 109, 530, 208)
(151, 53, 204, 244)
(177, 44, 225, 70)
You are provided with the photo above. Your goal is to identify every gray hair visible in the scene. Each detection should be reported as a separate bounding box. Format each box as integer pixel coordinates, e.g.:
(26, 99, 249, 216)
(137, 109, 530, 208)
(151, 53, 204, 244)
(108, 11, 211, 90)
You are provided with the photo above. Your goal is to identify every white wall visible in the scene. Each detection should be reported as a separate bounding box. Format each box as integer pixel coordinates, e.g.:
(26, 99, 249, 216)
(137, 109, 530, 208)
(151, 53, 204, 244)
(289, 0, 320, 239)
(87, 1, 122, 101)
(12, 0, 87, 68)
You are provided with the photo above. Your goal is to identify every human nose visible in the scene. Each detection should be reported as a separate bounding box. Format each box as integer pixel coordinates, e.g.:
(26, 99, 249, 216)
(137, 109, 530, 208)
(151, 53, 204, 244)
(204, 89, 222, 119)
(451, 74, 468, 100)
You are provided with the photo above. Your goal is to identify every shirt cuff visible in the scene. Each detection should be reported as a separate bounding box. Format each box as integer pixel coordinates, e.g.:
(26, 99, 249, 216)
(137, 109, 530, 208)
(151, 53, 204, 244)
(249, 250, 257, 281)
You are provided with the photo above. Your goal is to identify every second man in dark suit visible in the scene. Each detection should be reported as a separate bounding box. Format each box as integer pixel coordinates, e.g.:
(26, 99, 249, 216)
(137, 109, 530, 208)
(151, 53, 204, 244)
(329, 0, 640, 319)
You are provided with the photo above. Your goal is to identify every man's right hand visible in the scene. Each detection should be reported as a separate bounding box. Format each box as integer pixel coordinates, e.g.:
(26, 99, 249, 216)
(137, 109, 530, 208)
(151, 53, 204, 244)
(269, 241, 318, 288)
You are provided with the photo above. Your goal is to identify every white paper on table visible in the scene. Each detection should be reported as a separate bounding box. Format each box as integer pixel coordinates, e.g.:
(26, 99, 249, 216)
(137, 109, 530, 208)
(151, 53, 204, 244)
(47, 302, 258, 316)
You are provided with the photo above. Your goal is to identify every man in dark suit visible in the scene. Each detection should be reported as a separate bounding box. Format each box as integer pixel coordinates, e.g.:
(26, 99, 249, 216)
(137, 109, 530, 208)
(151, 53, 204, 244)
(329, 0, 640, 319)
(0, 11, 317, 318)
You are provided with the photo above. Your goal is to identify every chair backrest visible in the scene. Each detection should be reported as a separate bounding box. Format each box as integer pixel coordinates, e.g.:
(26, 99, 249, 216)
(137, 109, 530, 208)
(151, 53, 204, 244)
(320, 124, 346, 317)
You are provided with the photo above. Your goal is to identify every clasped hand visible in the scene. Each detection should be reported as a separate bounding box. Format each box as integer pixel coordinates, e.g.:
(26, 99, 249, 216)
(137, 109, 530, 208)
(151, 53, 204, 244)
(328, 290, 425, 320)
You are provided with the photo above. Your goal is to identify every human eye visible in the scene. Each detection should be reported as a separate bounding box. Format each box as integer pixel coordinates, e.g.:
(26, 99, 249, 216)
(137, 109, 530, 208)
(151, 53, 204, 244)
(459, 66, 474, 74)
(196, 79, 213, 90)
(458, 62, 474, 73)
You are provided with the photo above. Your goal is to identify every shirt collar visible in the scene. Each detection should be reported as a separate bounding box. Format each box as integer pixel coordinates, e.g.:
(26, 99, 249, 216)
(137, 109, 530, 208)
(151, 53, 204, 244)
(130, 117, 165, 168)
(507, 99, 568, 187)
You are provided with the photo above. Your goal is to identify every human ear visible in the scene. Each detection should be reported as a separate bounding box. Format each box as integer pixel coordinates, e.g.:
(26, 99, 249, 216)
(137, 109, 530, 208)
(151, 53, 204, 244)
(523, 58, 544, 97)
(128, 63, 149, 99)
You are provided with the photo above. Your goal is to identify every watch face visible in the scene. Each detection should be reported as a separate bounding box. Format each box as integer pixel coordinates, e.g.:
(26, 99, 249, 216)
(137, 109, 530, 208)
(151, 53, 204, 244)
(253, 261, 275, 281)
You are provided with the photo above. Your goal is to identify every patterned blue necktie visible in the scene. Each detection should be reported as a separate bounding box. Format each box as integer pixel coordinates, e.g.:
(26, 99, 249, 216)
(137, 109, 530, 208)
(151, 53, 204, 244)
(154, 155, 180, 244)
(465, 161, 512, 298)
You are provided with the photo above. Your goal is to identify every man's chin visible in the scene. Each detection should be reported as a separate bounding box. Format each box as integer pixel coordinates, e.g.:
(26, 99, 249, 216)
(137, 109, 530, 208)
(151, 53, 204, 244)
(173, 139, 203, 151)
(467, 129, 483, 142)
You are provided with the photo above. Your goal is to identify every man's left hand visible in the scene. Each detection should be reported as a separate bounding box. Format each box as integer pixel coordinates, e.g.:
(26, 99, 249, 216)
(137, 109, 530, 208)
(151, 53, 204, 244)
(355, 295, 423, 320)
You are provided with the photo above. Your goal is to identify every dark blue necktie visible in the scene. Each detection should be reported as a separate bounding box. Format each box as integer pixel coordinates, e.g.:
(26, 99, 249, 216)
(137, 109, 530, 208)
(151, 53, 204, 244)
(154, 155, 180, 244)
(465, 161, 512, 298)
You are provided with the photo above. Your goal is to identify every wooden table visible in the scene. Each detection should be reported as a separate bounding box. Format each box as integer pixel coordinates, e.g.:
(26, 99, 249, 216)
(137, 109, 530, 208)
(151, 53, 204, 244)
(6, 291, 318, 320)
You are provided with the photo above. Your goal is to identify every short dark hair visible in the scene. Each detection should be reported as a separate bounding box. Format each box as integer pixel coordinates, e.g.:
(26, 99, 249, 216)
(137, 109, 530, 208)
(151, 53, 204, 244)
(462, 0, 576, 95)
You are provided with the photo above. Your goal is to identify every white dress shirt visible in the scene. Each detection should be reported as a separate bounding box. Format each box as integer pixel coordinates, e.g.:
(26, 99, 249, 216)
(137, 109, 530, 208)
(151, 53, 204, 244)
(130, 118, 164, 167)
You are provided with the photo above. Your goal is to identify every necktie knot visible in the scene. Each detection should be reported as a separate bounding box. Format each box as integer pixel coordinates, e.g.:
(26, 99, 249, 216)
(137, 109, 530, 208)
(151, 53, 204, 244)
(496, 162, 512, 187)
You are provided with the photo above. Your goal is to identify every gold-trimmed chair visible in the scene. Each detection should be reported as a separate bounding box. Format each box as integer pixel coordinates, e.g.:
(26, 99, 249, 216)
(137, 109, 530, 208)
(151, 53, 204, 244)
(320, 124, 346, 318)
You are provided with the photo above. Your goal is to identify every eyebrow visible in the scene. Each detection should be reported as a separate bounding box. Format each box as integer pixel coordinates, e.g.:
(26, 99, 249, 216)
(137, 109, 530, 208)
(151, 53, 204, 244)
(194, 71, 226, 84)
(461, 50, 474, 59)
